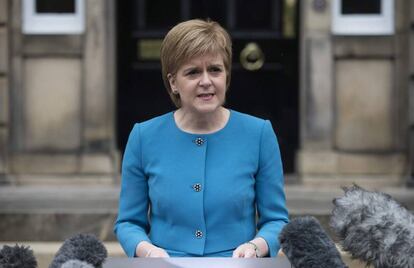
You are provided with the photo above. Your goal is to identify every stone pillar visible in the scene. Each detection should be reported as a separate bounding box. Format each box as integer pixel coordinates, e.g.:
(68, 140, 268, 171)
(298, 0, 337, 179)
(299, 0, 333, 150)
(408, 1, 414, 186)
(0, 0, 9, 182)
(7, 0, 117, 184)
(298, 0, 409, 187)
(81, 0, 117, 174)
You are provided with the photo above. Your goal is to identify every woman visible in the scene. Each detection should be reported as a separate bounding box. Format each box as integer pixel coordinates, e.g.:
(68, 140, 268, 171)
(114, 19, 289, 258)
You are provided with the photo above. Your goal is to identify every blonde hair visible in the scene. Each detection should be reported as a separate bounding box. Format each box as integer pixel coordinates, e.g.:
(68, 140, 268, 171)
(160, 19, 232, 107)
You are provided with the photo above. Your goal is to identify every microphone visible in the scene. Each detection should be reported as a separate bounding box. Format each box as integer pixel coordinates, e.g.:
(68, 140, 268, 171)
(0, 244, 37, 268)
(279, 216, 347, 268)
(61, 260, 94, 268)
(331, 184, 414, 268)
(49, 233, 108, 268)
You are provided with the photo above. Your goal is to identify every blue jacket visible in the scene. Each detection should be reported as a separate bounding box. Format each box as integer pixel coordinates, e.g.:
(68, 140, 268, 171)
(114, 110, 289, 257)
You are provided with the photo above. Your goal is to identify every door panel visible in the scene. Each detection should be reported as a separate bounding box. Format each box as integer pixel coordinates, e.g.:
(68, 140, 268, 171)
(117, 0, 299, 173)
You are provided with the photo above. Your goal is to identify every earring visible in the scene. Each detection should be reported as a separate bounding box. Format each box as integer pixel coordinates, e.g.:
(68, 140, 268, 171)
(172, 90, 179, 95)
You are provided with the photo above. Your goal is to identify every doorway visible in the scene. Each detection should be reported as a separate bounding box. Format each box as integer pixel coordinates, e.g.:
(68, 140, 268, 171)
(116, 0, 299, 174)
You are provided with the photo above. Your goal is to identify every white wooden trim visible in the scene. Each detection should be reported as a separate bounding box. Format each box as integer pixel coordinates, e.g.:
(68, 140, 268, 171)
(22, 0, 85, 34)
(332, 0, 394, 35)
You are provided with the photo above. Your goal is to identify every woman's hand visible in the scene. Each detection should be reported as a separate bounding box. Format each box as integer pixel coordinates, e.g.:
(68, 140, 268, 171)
(145, 247, 170, 257)
(136, 241, 170, 258)
(232, 238, 269, 258)
(232, 243, 257, 258)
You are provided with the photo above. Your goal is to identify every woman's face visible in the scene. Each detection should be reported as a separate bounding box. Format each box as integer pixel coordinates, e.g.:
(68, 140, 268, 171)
(168, 53, 227, 115)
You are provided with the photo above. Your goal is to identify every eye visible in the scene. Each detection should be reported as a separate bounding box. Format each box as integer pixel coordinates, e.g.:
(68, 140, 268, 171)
(209, 66, 223, 73)
(185, 69, 200, 76)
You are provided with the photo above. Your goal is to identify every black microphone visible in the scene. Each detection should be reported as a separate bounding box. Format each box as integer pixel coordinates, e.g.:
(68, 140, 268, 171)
(331, 184, 414, 268)
(49, 233, 107, 268)
(0, 244, 37, 268)
(279, 216, 347, 268)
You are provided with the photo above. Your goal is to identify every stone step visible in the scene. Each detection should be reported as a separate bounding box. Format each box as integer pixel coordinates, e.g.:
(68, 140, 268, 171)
(2, 184, 413, 214)
(3, 183, 409, 267)
(1, 184, 414, 241)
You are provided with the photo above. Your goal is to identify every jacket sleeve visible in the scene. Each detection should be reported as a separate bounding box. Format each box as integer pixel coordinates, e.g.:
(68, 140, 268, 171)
(255, 120, 289, 257)
(114, 123, 152, 257)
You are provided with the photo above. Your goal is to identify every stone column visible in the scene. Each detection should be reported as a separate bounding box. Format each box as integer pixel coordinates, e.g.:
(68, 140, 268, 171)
(0, 0, 9, 182)
(81, 0, 117, 175)
(408, 1, 414, 186)
(298, 0, 337, 180)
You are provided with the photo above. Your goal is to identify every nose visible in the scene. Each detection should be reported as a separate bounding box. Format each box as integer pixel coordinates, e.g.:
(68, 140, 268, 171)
(199, 71, 212, 88)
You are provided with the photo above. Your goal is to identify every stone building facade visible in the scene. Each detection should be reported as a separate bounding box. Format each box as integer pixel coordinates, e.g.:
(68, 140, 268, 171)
(0, 0, 9, 182)
(0, 0, 413, 188)
(299, 0, 412, 187)
(0, 0, 117, 184)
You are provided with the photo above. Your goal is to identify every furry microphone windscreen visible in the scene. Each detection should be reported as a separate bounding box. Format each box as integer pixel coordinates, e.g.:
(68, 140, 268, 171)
(0, 244, 37, 268)
(331, 184, 414, 268)
(61, 260, 94, 268)
(49, 233, 108, 268)
(279, 216, 347, 268)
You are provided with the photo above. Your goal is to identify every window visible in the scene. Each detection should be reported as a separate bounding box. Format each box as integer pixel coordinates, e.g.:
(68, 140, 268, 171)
(36, 0, 76, 13)
(341, 0, 381, 14)
(332, 0, 394, 35)
(22, 0, 85, 34)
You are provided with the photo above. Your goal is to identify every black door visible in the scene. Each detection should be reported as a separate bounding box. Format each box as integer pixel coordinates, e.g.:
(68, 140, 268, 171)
(117, 0, 299, 174)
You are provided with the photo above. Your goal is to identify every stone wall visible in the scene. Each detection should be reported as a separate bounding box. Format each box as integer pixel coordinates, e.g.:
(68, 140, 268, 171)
(409, 1, 414, 185)
(1, 0, 412, 186)
(0, 0, 9, 181)
(298, 0, 410, 187)
(5, 0, 117, 184)
(299, 0, 333, 151)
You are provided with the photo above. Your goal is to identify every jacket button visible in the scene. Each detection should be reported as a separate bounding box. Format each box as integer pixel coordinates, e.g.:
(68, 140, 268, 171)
(195, 230, 203, 238)
(193, 183, 202, 192)
(194, 137, 204, 146)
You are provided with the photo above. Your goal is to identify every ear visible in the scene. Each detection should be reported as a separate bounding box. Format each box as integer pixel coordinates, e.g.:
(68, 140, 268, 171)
(167, 73, 177, 92)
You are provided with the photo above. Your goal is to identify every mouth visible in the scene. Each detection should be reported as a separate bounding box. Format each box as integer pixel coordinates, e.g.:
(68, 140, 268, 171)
(197, 93, 215, 101)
